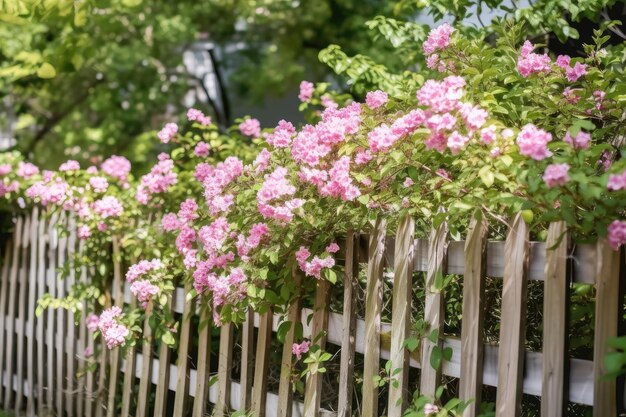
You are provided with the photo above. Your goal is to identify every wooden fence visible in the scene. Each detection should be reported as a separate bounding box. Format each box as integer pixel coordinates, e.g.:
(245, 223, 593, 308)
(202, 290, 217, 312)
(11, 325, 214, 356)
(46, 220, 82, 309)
(0, 209, 623, 417)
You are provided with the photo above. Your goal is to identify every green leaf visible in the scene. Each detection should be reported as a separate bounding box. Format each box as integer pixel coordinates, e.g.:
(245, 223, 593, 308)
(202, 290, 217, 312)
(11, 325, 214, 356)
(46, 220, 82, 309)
(37, 62, 56, 79)
(161, 331, 175, 346)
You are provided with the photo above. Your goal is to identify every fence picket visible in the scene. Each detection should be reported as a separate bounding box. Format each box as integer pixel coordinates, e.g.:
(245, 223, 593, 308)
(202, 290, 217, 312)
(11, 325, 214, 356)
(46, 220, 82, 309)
(362, 217, 386, 417)
(105, 237, 123, 417)
(214, 322, 234, 417)
(136, 302, 154, 417)
(120, 296, 138, 417)
(153, 298, 173, 417)
(592, 239, 620, 417)
(388, 216, 415, 417)
(55, 213, 67, 415)
(192, 308, 212, 417)
(541, 222, 568, 417)
(337, 230, 358, 417)
(26, 210, 39, 417)
(0, 231, 13, 408)
(252, 310, 273, 417)
(460, 214, 488, 417)
(4, 216, 24, 409)
(495, 213, 529, 417)
(172, 284, 193, 416)
(420, 220, 448, 396)
(303, 279, 330, 417)
(239, 309, 255, 411)
(278, 268, 302, 417)
(66, 215, 77, 417)
(15, 215, 31, 412)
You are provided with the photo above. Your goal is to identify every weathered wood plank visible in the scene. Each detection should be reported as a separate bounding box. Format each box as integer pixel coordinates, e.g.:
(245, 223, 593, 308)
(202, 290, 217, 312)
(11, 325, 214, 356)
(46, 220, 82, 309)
(4, 216, 24, 409)
(239, 309, 255, 411)
(252, 310, 273, 417)
(55, 213, 67, 415)
(337, 230, 358, 417)
(541, 222, 568, 417)
(27, 210, 40, 417)
(136, 302, 154, 417)
(592, 239, 620, 417)
(192, 308, 212, 417)
(0, 233, 14, 407)
(36, 216, 48, 416)
(172, 285, 193, 416)
(153, 298, 173, 417)
(420, 220, 448, 396)
(66, 215, 77, 417)
(362, 217, 386, 417)
(214, 321, 234, 417)
(460, 214, 488, 417)
(278, 269, 302, 417)
(495, 213, 529, 417)
(388, 216, 415, 417)
(120, 296, 138, 417)
(105, 237, 123, 417)
(303, 279, 331, 417)
(15, 214, 31, 413)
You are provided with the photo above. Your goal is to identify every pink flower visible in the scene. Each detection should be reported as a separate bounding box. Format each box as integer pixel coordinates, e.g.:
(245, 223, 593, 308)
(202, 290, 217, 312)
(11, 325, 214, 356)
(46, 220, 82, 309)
(130, 280, 160, 308)
(194, 142, 210, 157)
(296, 246, 311, 271)
(162, 213, 182, 231)
(423, 23, 454, 55)
(178, 198, 198, 223)
(459, 104, 488, 130)
(84, 347, 93, 357)
(480, 125, 497, 145)
(17, 162, 39, 179)
(103, 323, 129, 349)
(292, 340, 310, 360)
(556, 55, 571, 69)
(239, 118, 261, 137)
(298, 81, 314, 102)
(59, 160, 80, 172)
(89, 176, 109, 193)
(157, 123, 178, 143)
(608, 220, 626, 250)
(321, 94, 338, 109)
(563, 131, 591, 149)
(355, 150, 373, 165)
(417, 76, 465, 113)
(86, 313, 99, 332)
(390, 109, 426, 136)
(608, 171, 626, 191)
(187, 108, 212, 126)
(593, 90, 606, 110)
(365, 90, 389, 109)
(543, 163, 570, 188)
(566, 62, 587, 82)
(101, 156, 131, 182)
(253, 148, 271, 173)
(125, 259, 163, 283)
(403, 177, 414, 188)
(517, 41, 552, 78)
(516, 124, 552, 160)
(97, 222, 107, 232)
(326, 242, 340, 253)
(319, 156, 361, 201)
(563, 87, 581, 104)
(447, 131, 470, 154)
(93, 196, 123, 218)
(424, 403, 440, 415)
(264, 120, 295, 148)
(368, 124, 400, 153)
(78, 225, 91, 240)
(490, 147, 502, 158)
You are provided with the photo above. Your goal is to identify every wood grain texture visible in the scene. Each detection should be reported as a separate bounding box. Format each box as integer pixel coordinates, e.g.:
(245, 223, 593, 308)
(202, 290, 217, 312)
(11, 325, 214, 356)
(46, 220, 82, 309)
(15, 214, 31, 412)
(460, 215, 488, 417)
(0, 238, 10, 408)
(592, 239, 620, 417)
(239, 309, 255, 411)
(304, 279, 331, 417)
(36, 214, 48, 417)
(278, 269, 303, 417)
(495, 213, 529, 417)
(105, 237, 123, 417)
(420, 220, 448, 396)
(65, 215, 77, 417)
(252, 310, 273, 417)
(192, 308, 212, 417)
(362, 217, 386, 417)
(337, 230, 358, 417)
(214, 322, 234, 417)
(27, 209, 40, 417)
(172, 286, 193, 417)
(388, 216, 415, 417)
(153, 297, 173, 417)
(541, 222, 568, 417)
(55, 213, 67, 415)
(120, 297, 138, 417)
(136, 303, 154, 417)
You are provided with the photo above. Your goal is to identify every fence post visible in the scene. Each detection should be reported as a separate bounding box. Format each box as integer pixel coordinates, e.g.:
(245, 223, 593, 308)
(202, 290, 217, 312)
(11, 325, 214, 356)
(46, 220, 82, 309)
(495, 213, 529, 417)
(460, 213, 488, 417)
(215, 322, 234, 416)
(240, 309, 255, 411)
(172, 284, 193, 416)
(16, 214, 32, 412)
(192, 307, 212, 417)
(106, 236, 123, 417)
(153, 297, 173, 417)
(252, 309, 273, 417)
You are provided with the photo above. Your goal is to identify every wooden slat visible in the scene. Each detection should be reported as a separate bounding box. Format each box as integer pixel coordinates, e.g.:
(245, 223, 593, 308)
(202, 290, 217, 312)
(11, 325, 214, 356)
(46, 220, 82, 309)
(172, 285, 193, 416)
(66, 215, 77, 417)
(592, 239, 620, 417)
(136, 303, 154, 417)
(27, 214, 40, 417)
(214, 321, 234, 417)
(388, 216, 415, 417)
(362, 217, 386, 417)
(36, 216, 47, 417)
(105, 237, 124, 417)
(120, 297, 138, 417)
(420, 220, 448, 396)
(239, 309, 255, 411)
(303, 279, 331, 417)
(252, 310, 273, 417)
(77, 238, 88, 417)
(541, 222, 569, 417)
(495, 213, 529, 417)
(55, 213, 67, 415)
(278, 268, 303, 417)
(153, 298, 173, 417)
(460, 214, 488, 417)
(95, 341, 108, 417)
(337, 230, 358, 417)
(0, 235, 13, 406)
(15, 215, 31, 413)
(4, 216, 23, 408)
(192, 308, 212, 417)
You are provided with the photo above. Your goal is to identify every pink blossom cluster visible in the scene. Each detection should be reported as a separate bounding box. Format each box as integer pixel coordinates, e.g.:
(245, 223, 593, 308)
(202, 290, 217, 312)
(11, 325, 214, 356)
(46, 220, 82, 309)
(365, 90, 389, 109)
(86, 313, 99, 332)
(292, 340, 310, 359)
(424, 403, 440, 415)
(557, 55, 587, 82)
(17, 162, 39, 179)
(0, 180, 19, 197)
(257, 167, 303, 222)
(517, 41, 552, 78)
(253, 148, 271, 174)
(0, 164, 12, 176)
(89, 176, 109, 193)
(130, 280, 160, 308)
(25, 177, 70, 206)
(423, 23, 454, 55)
(202, 156, 244, 215)
(516, 124, 552, 160)
(543, 163, 570, 188)
(295, 246, 335, 279)
(563, 130, 591, 149)
(101, 155, 131, 183)
(158, 123, 178, 143)
(236, 222, 270, 259)
(59, 160, 80, 172)
(97, 306, 129, 349)
(187, 108, 212, 126)
(92, 196, 123, 218)
(265, 120, 296, 148)
(125, 259, 163, 283)
(239, 118, 261, 137)
(298, 81, 314, 102)
(608, 220, 626, 250)
(136, 154, 178, 205)
(78, 224, 91, 240)
(417, 76, 465, 113)
(607, 170, 626, 191)
(195, 142, 210, 157)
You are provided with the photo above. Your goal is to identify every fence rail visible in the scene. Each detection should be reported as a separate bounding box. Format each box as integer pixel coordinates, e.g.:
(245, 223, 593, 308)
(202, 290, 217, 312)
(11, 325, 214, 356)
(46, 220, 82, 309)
(0, 210, 623, 417)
